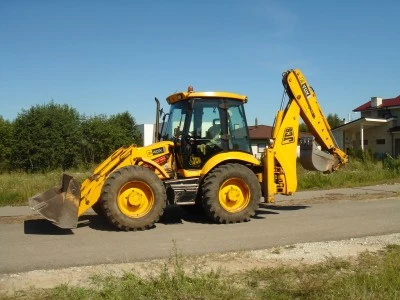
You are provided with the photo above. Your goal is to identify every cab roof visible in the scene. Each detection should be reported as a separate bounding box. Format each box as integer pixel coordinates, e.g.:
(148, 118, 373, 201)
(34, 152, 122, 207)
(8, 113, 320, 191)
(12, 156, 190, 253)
(166, 90, 248, 105)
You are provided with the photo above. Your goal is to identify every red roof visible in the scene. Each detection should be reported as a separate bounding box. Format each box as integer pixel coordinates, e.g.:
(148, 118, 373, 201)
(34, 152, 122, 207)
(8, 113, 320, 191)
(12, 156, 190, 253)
(248, 125, 272, 139)
(248, 125, 313, 140)
(354, 95, 400, 112)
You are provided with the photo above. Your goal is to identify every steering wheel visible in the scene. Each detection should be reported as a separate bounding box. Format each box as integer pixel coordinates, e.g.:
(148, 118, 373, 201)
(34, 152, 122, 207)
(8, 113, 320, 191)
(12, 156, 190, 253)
(184, 133, 196, 144)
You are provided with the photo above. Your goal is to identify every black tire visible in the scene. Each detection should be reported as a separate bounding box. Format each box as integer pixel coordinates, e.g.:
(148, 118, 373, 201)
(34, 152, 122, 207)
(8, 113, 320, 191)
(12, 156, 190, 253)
(202, 163, 261, 224)
(91, 201, 105, 217)
(100, 166, 167, 231)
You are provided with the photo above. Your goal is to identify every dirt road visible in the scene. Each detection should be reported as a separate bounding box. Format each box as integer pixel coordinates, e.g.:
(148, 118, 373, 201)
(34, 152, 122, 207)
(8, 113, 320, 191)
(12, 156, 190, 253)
(0, 184, 399, 275)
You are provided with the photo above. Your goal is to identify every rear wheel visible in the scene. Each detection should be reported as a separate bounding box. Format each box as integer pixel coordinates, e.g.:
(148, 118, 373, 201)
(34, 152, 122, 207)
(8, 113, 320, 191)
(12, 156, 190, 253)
(101, 166, 167, 231)
(202, 163, 260, 223)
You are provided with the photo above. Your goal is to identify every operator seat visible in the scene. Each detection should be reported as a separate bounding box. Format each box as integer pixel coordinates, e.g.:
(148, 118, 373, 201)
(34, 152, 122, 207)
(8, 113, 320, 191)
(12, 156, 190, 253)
(206, 119, 221, 140)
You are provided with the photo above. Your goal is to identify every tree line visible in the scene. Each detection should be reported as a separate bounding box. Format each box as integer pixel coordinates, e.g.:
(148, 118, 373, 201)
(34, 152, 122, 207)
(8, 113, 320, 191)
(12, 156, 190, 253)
(0, 102, 142, 173)
(299, 113, 344, 132)
(0, 102, 345, 173)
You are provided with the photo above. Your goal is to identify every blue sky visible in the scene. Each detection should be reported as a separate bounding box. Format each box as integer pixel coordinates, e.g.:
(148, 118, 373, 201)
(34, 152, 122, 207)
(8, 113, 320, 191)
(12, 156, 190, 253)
(1, 0, 399, 126)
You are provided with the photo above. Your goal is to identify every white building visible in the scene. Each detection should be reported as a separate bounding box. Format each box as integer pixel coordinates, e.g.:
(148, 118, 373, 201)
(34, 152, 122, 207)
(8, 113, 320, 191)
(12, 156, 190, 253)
(332, 95, 400, 157)
(136, 124, 155, 146)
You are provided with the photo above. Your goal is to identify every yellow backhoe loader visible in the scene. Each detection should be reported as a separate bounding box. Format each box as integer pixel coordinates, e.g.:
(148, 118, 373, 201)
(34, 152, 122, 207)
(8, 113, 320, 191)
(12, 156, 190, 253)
(29, 69, 348, 230)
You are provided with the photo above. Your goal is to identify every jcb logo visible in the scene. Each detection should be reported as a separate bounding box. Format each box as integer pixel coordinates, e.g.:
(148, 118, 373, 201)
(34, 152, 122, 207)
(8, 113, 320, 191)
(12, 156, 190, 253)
(282, 127, 295, 145)
(301, 83, 311, 98)
(189, 155, 202, 167)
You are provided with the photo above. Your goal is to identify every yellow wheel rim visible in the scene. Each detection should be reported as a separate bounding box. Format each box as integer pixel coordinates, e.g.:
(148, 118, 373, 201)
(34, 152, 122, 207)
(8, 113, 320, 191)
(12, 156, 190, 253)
(218, 178, 250, 213)
(117, 181, 154, 218)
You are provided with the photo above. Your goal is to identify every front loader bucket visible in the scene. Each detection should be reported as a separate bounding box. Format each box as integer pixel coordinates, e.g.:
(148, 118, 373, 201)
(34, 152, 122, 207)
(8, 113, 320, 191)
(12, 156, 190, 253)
(28, 174, 81, 229)
(299, 137, 338, 172)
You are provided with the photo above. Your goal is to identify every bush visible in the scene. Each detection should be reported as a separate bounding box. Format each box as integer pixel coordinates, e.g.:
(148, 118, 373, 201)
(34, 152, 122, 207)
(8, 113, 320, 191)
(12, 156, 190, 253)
(11, 102, 82, 172)
(382, 154, 400, 173)
(0, 116, 12, 172)
(354, 148, 374, 162)
(5, 102, 142, 173)
(80, 112, 142, 166)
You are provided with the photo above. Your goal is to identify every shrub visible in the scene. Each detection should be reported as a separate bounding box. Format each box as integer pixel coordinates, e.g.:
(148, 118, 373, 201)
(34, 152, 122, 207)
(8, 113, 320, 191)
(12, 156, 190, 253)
(382, 154, 400, 173)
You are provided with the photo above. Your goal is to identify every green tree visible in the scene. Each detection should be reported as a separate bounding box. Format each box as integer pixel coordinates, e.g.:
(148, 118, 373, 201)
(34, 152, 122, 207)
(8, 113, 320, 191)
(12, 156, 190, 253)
(11, 102, 82, 172)
(299, 113, 343, 133)
(81, 115, 111, 165)
(110, 111, 142, 146)
(326, 113, 344, 129)
(80, 112, 142, 165)
(0, 116, 13, 172)
(299, 122, 308, 133)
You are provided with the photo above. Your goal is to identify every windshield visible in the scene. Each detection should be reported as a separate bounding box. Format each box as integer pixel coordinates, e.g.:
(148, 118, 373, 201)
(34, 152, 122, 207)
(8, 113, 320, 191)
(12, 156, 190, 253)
(163, 98, 251, 153)
(163, 101, 189, 141)
(226, 101, 251, 153)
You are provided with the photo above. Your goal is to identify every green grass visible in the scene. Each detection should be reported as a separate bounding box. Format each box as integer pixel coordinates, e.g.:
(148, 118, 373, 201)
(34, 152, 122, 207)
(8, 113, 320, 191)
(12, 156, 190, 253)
(243, 245, 400, 299)
(1, 158, 400, 207)
(297, 158, 400, 190)
(0, 171, 90, 207)
(2, 245, 399, 300)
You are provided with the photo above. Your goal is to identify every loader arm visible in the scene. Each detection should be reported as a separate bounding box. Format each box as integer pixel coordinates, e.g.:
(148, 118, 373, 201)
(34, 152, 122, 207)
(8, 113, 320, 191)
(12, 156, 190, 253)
(78, 141, 173, 216)
(29, 141, 174, 228)
(264, 69, 348, 202)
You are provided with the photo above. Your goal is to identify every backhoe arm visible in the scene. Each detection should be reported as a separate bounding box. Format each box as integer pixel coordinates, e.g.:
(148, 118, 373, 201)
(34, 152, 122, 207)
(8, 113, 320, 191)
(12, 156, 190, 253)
(283, 69, 348, 168)
(264, 69, 348, 202)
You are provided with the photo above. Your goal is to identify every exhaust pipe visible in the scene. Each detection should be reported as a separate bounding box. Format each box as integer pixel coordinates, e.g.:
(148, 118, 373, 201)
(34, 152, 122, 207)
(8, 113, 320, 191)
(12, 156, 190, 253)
(28, 174, 81, 229)
(155, 97, 160, 143)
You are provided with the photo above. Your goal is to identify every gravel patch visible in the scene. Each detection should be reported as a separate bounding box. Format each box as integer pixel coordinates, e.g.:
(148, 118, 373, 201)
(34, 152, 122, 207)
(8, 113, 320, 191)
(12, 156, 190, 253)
(248, 233, 400, 264)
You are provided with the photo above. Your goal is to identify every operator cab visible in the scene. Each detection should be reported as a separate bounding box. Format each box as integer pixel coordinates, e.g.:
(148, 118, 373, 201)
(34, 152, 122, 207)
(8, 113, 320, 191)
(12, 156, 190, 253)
(161, 87, 252, 170)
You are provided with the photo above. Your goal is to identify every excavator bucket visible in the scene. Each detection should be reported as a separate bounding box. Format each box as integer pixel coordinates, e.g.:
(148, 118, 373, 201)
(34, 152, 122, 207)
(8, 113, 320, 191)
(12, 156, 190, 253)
(28, 174, 81, 229)
(299, 137, 338, 172)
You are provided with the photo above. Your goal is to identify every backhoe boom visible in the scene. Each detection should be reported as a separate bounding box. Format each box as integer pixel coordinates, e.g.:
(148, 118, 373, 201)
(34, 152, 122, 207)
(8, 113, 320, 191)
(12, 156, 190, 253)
(264, 69, 348, 202)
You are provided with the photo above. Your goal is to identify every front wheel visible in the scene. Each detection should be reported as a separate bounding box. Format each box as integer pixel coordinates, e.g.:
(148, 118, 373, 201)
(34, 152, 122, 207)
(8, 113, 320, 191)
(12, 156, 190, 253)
(101, 166, 167, 231)
(91, 201, 105, 217)
(202, 163, 261, 224)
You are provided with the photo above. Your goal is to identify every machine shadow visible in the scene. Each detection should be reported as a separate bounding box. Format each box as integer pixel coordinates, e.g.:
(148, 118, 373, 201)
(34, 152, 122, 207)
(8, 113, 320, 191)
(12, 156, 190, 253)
(24, 219, 74, 235)
(161, 204, 285, 224)
(259, 203, 310, 211)
(252, 203, 309, 219)
(75, 206, 212, 232)
(24, 203, 311, 234)
(78, 205, 267, 231)
(78, 214, 117, 231)
(159, 205, 212, 225)
(23, 215, 116, 234)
